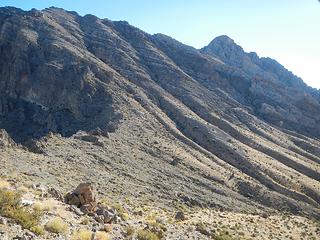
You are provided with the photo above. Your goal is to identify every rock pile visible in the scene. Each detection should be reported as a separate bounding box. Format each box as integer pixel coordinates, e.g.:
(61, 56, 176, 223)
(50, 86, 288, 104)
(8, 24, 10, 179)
(65, 183, 120, 225)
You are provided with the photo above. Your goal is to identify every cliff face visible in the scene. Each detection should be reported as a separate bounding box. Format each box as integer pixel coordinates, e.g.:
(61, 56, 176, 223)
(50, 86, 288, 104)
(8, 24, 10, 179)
(0, 7, 320, 220)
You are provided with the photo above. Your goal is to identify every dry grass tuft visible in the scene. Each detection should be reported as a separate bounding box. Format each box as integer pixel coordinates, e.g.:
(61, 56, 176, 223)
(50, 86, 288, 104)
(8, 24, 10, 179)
(137, 229, 160, 240)
(96, 231, 110, 240)
(0, 179, 10, 189)
(71, 229, 93, 240)
(45, 217, 68, 234)
(30, 225, 45, 236)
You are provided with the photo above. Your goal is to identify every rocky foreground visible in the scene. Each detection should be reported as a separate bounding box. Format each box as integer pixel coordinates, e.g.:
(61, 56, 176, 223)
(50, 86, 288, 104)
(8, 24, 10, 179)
(0, 178, 319, 240)
(0, 6, 320, 240)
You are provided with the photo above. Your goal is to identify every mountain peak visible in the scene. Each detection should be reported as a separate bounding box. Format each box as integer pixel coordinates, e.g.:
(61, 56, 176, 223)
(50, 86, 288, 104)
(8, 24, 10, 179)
(201, 35, 247, 69)
(211, 35, 236, 44)
(206, 35, 242, 50)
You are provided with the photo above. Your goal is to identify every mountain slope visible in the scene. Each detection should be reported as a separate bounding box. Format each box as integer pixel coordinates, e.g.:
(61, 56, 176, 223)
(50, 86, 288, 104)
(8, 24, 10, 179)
(0, 6, 320, 223)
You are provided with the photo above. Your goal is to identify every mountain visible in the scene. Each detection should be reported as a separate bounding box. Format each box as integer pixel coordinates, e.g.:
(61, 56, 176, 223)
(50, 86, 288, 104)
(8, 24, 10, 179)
(0, 7, 320, 238)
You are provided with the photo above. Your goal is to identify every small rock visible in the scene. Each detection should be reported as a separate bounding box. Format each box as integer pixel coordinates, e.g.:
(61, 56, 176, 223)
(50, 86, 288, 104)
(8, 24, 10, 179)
(95, 215, 104, 224)
(196, 225, 211, 236)
(103, 224, 112, 232)
(69, 205, 84, 216)
(93, 140, 104, 147)
(175, 211, 186, 221)
(134, 210, 143, 216)
(23, 230, 36, 238)
(80, 204, 94, 214)
(21, 200, 34, 206)
(0, 217, 7, 225)
(170, 158, 180, 166)
(0, 231, 8, 240)
(103, 211, 115, 223)
(48, 187, 63, 201)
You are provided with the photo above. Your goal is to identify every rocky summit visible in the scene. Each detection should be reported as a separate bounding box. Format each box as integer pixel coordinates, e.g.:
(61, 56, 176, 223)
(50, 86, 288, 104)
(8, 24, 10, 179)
(0, 7, 320, 240)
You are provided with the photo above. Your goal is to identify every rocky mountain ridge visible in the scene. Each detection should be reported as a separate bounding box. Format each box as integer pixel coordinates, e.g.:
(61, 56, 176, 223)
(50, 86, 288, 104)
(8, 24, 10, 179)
(0, 7, 320, 237)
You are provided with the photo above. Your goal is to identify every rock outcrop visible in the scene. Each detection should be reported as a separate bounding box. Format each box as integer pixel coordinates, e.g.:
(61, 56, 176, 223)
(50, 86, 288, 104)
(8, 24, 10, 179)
(0, 129, 15, 148)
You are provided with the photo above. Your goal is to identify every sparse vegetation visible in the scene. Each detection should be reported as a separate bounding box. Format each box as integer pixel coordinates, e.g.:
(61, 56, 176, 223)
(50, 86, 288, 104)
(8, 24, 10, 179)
(30, 225, 45, 236)
(147, 221, 167, 238)
(113, 203, 129, 220)
(137, 229, 160, 240)
(125, 225, 135, 236)
(16, 186, 29, 193)
(33, 201, 53, 212)
(80, 217, 90, 225)
(45, 217, 68, 234)
(0, 179, 10, 189)
(214, 230, 234, 240)
(0, 188, 43, 230)
(195, 222, 211, 236)
(96, 231, 110, 240)
(71, 229, 93, 240)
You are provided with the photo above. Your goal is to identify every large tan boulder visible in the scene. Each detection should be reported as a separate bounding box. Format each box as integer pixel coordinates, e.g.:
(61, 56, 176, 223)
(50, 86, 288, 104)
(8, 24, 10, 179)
(65, 183, 97, 213)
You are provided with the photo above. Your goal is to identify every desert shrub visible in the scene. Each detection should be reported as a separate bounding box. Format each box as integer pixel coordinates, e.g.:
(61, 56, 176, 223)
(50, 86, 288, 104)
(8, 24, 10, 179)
(95, 231, 110, 240)
(33, 201, 52, 212)
(137, 229, 160, 240)
(71, 229, 93, 240)
(0, 179, 10, 189)
(30, 225, 45, 236)
(0, 189, 43, 229)
(45, 217, 68, 234)
(112, 203, 129, 220)
(17, 186, 29, 193)
(9, 207, 43, 229)
(214, 230, 234, 240)
(80, 217, 90, 225)
(125, 225, 135, 236)
(147, 221, 167, 238)
(0, 188, 20, 212)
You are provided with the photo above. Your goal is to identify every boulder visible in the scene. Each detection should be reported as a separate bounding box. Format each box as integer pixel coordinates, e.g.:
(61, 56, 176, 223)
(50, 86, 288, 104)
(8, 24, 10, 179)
(65, 183, 97, 213)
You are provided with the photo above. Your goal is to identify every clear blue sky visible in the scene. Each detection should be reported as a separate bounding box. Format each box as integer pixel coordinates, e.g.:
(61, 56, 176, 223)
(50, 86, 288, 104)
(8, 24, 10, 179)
(1, 0, 319, 89)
